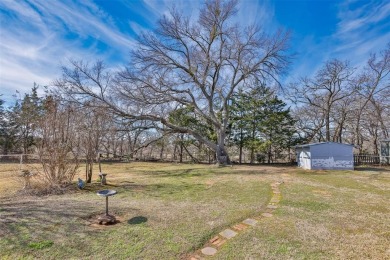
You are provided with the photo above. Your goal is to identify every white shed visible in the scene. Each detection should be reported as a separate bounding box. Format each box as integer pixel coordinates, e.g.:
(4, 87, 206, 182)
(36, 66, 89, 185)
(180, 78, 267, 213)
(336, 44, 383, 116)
(380, 139, 390, 165)
(295, 142, 354, 170)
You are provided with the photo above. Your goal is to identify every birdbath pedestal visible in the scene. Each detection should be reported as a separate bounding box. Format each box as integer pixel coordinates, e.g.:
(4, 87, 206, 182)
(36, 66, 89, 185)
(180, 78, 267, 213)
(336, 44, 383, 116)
(96, 190, 117, 225)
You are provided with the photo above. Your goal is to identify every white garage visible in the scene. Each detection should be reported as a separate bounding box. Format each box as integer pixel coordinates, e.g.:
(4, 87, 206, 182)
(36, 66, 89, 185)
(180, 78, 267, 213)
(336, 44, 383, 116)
(295, 142, 354, 170)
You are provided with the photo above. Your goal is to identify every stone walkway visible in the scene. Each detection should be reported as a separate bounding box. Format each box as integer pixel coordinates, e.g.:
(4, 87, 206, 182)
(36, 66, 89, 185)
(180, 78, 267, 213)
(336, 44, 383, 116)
(189, 179, 285, 259)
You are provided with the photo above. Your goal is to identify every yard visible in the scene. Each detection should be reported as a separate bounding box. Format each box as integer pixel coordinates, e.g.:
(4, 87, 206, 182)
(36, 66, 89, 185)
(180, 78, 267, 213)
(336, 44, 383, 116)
(0, 162, 389, 259)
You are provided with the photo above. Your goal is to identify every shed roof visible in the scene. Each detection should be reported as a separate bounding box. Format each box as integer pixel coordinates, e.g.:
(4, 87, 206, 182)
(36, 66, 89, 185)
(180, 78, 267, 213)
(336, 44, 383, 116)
(295, 142, 354, 149)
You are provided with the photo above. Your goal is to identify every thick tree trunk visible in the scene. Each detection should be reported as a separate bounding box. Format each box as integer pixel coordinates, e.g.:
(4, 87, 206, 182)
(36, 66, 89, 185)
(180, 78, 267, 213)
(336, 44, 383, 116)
(216, 145, 230, 165)
(215, 129, 230, 165)
(214, 128, 230, 165)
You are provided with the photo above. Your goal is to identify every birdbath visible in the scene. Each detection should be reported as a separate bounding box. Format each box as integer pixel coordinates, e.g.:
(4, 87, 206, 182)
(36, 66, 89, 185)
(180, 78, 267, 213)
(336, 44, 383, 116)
(96, 190, 117, 224)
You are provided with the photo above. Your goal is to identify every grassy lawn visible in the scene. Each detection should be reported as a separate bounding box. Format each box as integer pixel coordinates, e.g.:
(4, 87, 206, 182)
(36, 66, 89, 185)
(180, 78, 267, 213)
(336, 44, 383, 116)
(0, 163, 389, 259)
(216, 168, 390, 260)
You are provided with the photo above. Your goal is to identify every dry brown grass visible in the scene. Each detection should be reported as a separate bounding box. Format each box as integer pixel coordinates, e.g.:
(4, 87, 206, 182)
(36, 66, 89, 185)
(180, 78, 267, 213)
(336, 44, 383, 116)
(0, 162, 274, 259)
(0, 163, 30, 195)
(0, 162, 389, 259)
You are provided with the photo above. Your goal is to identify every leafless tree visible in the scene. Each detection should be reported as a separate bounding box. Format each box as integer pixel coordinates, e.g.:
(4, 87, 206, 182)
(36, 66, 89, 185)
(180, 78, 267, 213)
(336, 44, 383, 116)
(55, 0, 290, 165)
(289, 44, 389, 154)
(77, 105, 112, 183)
(35, 97, 80, 188)
(288, 59, 354, 142)
(347, 44, 390, 152)
(292, 105, 325, 142)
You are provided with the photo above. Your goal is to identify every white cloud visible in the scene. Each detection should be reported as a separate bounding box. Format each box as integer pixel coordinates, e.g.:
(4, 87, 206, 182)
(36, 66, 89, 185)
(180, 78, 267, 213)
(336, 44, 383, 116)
(0, 0, 137, 103)
(238, 0, 275, 30)
(1, 0, 387, 106)
(142, 0, 274, 30)
(283, 0, 390, 87)
(333, 0, 390, 58)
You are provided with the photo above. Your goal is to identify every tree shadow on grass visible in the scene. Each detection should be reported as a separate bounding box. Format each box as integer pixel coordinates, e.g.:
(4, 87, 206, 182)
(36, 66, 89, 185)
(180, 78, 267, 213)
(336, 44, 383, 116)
(127, 216, 148, 225)
(82, 182, 148, 193)
(0, 197, 104, 248)
(142, 167, 288, 177)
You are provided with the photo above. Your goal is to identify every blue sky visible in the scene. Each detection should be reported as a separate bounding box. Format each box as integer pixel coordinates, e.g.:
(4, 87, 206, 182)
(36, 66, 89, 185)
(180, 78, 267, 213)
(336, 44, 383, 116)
(0, 0, 389, 104)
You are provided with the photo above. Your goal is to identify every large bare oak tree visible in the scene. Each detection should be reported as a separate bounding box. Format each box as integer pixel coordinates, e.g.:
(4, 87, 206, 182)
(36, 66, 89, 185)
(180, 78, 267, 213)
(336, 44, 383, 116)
(56, 0, 290, 164)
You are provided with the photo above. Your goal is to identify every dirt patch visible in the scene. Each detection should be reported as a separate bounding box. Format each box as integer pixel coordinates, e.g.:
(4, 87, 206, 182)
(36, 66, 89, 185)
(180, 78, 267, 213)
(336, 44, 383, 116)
(85, 213, 125, 228)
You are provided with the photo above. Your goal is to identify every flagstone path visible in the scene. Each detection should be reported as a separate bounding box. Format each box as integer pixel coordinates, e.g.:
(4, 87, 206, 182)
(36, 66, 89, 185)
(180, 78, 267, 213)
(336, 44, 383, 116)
(189, 176, 288, 259)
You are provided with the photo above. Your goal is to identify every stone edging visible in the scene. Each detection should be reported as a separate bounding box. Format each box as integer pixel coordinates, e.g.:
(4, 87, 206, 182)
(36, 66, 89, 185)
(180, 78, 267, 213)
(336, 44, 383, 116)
(189, 180, 284, 259)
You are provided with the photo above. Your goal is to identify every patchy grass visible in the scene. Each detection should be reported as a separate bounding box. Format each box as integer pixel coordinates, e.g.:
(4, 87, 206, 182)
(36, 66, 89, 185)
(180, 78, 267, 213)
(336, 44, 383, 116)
(215, 167, 390, 260)
(0, 162, 274, 259)
(0, 163, 389, 259)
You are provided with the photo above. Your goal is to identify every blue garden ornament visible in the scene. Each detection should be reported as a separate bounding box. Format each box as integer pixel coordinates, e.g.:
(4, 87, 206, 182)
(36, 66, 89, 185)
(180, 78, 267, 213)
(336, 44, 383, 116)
(77, 178, 85, 189)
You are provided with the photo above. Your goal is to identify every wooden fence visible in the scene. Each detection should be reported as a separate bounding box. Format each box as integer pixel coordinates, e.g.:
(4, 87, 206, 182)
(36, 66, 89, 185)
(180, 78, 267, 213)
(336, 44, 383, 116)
(353, 155, 380, 165)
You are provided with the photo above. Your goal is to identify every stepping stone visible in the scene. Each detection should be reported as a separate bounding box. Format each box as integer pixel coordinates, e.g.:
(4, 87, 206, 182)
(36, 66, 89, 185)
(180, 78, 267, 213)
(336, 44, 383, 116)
(242, 218, 258, 226)
(267, 205, 278, 209)
(261, 212, 273, 217)
(219, 229, 238, 239)
(201, 247, 217, 256)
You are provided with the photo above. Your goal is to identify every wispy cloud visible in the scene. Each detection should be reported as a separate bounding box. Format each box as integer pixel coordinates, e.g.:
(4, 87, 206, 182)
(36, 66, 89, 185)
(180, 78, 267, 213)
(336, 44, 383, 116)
(0, 0, 137, 103)
(283, 0, 390, 85)
(332, 1, 390, 63)
(142, 0, 274, 30)
(237, 0, 275, 30)
(1, 0, 388, 104)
